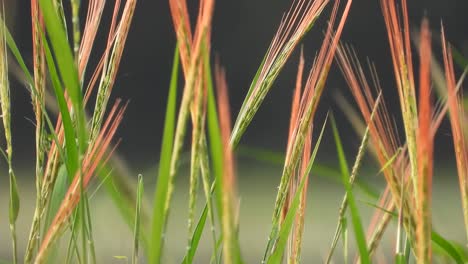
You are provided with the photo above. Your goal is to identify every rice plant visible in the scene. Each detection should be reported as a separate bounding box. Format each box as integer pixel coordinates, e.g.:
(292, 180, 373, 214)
(0, 0, 467, 263)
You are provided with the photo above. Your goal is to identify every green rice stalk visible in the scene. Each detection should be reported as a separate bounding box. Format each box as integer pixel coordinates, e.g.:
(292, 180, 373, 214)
(342, 218, 348, 264)
(199, 136, 220, 264)
(286, 51, 306, 264)
(52, 0, 67, 36)
(35, 102, 127, 263)
(133, 174, 144, 264)
(367, 199, 394, 256)
(264, 1, 353, 258)
(71, 0, 81, 60)
(5, 21, 80, 261)
(204, 46, 243, 264)
(150, 0, 214, 259)
(325, 94, 382, 263)
(149, 44, 180, 263)
(90, 0, 137, 144)
(380, 0, 419, 199)
(288, 138, 310, 264)
(66, 213, 82, 264)
(396, 177, 407, 261)
(183, 204, 209, 264)
(83, 191, 97, 264)
(151, 34, 209, 263)
(335, 44, 417, 255)
(266, 116, 328, 264)
(39, 0, 87, 159)
(330, 114, 370, 264)
(182, 174, 217, 264)
(187, 75, 205, 241)
(230, 0, 330, 148)
(0, 13, 20, 264)
(26, 1, 48, 260)
(30, 28, 83, 262)
(148, 45, 179, 263)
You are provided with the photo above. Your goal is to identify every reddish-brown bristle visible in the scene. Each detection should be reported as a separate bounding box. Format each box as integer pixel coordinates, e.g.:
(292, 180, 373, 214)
(84, 0, 136, 102)
(417, 18, 433, 177)
(85, 0, 121, 100)
(243, 0, 331, 110)
(335, 42, 419, 259)
(31, 0, 45, 92)
(416, 18, 433, 262)
(442, 25, 468, 241)
(298, 0, 352, 122)
(285, 0, 352, 166)
(215, 63, 236, 192)
(336, 45, 400, 170)
(380, 0, 416, 105)
(287, 51, 305, 157)
(36, 101, 127, 262)
(78, 0, 106, 77)
(169, 0, 193, 75)
(282, 52, 305, 226)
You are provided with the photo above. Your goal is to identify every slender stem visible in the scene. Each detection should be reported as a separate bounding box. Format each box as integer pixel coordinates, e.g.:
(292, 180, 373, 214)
(71, 0, 81, 61)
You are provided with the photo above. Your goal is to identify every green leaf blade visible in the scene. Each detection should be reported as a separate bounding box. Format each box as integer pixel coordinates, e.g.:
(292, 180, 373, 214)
(149, 45, 179, 264)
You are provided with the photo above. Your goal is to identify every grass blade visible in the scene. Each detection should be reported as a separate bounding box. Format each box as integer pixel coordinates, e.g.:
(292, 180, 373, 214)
(182, 202, 209, 264)
(237, 146, 379, 199)
(36, 102, 127, 262)
(362, 196, 468, 264)
(182, 170, 217, 264)
(150, 1, 215, 261)
(199, 136, 220, 264)
(205, 46, 243, 264)
(133, 174, 144, 264)
(431, 232, 467, 264)
(326, 94, 382, 263)
(39, 0, 87, 152)
(330, 115, 370, 264)
(43, 165, 68, 232)
(41, 30, 79, 177)
(263, 1, 353, 258)
(0, 15, 19, 263)
(266, 116, 327, 264)
(452, 45, 468, 69)
(149, 45, 179, 263)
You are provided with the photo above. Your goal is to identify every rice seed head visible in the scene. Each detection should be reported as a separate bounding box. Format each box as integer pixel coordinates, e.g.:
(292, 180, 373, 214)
(0, 12, 10, 154)
(169, 0, 193, 74)
(380, 0, 419, 197)
(282, 51, 305, 226)
(78, 0, 106, 78)
(415, 18, 433, 263)
(264, 3, 353, 259)
(90, 0, 137, 143)
(230, 0, 332, 148)
(335, 44, 418, 257)
(36, 101, 127, 263)
(150, 1, 215, 262)
(442, 25, 468, 241)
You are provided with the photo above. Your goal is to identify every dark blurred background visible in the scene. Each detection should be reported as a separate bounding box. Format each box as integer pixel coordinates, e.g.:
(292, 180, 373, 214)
(5, 0, 468, 169)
